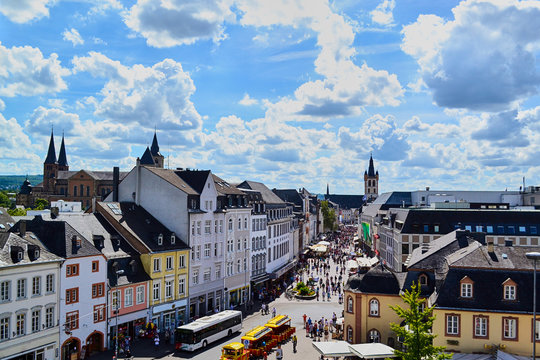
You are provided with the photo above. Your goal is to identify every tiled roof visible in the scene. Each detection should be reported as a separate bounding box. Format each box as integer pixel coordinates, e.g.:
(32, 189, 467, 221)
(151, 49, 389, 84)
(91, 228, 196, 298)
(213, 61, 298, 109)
(238, 180, 284, 204)
(324, 194, 364, 209)
(176, 170, 211, 194)
(213, 174, 246, 195)
(345, 263, 401, 295)
(273, 189, 303, 207)
(144, 167, 198, 195)
(57, 170, 128, 181)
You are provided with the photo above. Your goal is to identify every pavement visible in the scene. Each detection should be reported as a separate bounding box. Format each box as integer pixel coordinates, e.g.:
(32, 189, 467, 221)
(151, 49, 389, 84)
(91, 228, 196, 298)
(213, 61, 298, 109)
(91, 257, 347, 360)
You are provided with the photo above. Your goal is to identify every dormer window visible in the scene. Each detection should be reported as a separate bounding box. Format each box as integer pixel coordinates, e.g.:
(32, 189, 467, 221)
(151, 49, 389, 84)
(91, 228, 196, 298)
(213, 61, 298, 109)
(171, 233, 176, 245)
(418, 274, 428, 286)
(158, 234, 163, 245)
(34, 249, 40, 259)
(17, 251, 23, 261)
(460, 276, 474, 298)
(503, 278, 517, 300)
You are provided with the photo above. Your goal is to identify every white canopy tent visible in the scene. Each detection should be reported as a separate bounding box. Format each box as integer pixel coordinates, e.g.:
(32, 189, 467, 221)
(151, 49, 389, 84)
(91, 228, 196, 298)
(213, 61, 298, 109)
(349, 343, 396, 359)
(312, 341, 353, 358)
(318, 240, 331, 246)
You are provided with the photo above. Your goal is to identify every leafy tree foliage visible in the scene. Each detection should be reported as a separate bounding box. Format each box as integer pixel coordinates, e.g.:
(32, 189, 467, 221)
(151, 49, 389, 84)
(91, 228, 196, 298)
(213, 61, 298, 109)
(34, 198, 49, 210)
(390, 282, 451, 360)
(0, 191, 11, 208)
(320, 200, 336, 231)
(8, 207, 27, 216)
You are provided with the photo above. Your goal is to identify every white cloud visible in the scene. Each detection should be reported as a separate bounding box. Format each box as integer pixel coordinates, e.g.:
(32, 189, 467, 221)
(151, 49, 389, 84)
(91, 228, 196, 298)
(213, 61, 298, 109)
(0, 0, 53, 24)
(92, 37, 107, 45)
(72, 52, 202, 133)
(123, 0, 234, 47)
(25, 106, 84, 136)
(0, 113, 35, 162)
(401, 0, 540, 111)
(0, 43, 69, 97)
(0, 99, 4, 111)
(370, 0, 395, 27)
(238, 93, 258, 106)
(63, 28, 84, 46)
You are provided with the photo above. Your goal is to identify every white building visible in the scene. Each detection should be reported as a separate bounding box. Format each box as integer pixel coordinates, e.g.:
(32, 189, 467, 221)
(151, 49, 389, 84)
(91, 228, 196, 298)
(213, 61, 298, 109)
(0, 231, 62, 360)
(14, 217, 108, 360)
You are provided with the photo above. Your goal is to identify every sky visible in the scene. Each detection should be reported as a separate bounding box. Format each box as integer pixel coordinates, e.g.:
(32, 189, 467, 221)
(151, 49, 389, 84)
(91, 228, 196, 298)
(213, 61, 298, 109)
(1, 0, 540, 195)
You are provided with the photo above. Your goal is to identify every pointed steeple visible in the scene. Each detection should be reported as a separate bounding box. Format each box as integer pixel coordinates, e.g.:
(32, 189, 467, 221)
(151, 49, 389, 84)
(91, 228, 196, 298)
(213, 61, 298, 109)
(140, 147, 155, 165)
(326, 183, 329, 196)
(58, 133, 68, 167)
(367, 153, 376, 177)
(150, 130, 161, 156)
(44, 130, 57, 164)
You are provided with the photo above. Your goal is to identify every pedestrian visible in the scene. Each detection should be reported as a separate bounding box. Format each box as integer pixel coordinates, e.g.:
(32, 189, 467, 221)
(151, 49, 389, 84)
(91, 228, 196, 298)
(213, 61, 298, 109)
(292, 334, 297, 353)
(303, 314, 307, 328)
(272, 307, 276, 318)
(154, 335, 160, 349)
(276, 345, 283, 360)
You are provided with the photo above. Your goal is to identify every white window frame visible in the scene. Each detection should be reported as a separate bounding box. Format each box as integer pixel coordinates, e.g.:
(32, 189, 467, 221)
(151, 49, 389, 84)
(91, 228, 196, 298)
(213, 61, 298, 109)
(136, 285, 145, 305)
(153, 258, 161, 272)
(178, 276, 186, 297)
(17, 279, 26, 299)
(474, 316, 488, 337)
(193, 270, 199, 285)
(446, 315, 459, 335)
(165, 280, 173, 300)
(369, 299, 379, 316)
(153, 282, 160, 301)
(32, 277, 41, 296)
(178, 254, 186, 269)
(461, 283, 472, 298)
(504, 285, 516, 300)
(0, 280, 10, 302)
(124, 288, 133, 307)
(503, 317, 517, 339)
(46, 274, 54, 293)
(166, 256, 173, 271)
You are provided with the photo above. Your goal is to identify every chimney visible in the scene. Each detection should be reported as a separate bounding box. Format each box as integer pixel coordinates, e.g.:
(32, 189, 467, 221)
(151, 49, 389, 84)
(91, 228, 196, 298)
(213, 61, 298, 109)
(426, 186, 430, 191)
(113, 166, 119, 202)
(19, 220, 26, 237)
(50, 207, 59, 218)
(456, 230, 468, 248)
(487, 240, 494, 253)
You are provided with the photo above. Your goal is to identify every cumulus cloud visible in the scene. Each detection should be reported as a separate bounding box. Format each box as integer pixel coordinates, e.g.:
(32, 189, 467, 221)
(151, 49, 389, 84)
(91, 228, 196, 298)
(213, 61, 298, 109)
(401, 0, 540, 111)
(0, 113, 36, 164)
(370, 0, 395, 27)
(0, 43, 69, 97)
(72, 52, 202, 132)
(123, 0, 234, 47)
(63, 28, 84, 46)
(0, 0, 53, 23)
(25, 106, 84, 136)
(472, 110, 530, 147)
(238, 93, 258, 106)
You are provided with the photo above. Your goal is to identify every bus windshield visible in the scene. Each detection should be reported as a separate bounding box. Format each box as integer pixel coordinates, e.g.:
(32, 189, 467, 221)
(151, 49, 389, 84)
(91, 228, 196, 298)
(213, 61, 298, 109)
(175, 329, 194, 344)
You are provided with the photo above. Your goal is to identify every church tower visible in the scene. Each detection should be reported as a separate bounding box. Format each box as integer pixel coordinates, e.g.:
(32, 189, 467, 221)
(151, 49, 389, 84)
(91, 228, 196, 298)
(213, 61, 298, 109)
(43, 130, 58, 193)
(364, 154, 379, 201)
(150, 131, 164, 168)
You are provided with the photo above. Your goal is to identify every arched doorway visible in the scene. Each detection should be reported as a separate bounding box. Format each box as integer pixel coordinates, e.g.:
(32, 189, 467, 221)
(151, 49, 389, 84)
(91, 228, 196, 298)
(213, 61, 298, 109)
(85, 331, 104, 357)
(61, 337, 81, 360)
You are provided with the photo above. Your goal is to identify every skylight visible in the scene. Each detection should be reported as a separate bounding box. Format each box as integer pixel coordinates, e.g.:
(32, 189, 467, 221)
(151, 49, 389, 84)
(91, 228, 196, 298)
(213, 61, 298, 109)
(107, 203, 122, 215)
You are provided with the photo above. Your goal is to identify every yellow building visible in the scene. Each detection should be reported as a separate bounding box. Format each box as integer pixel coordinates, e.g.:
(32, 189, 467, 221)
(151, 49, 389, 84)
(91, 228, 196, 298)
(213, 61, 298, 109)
(343, 264, 405, 347)
(96, 201, 190, 330)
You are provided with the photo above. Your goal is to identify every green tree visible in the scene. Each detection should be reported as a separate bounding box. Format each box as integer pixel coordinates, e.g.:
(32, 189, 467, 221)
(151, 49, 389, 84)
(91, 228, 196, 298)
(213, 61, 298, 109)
(8, 207, 27, 216)
(0, 191, 11, 208)
(389, 282, 451, 360)
(320, 200, 336, 231)
(34, 198, 49, 210)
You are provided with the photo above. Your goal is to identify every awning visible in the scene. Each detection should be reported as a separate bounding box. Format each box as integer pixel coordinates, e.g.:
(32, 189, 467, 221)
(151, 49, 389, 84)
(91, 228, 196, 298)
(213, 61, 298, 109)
(270, 259, 297, 279)
(348, 343, 396, 359)
(251, 273, 270, 285)
(312, 341, 353, 357)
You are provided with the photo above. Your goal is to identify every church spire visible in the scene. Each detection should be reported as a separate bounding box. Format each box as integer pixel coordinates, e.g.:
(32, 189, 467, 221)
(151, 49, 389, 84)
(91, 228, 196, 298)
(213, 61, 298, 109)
(44, 129, 57, 164)
(367, 153, 376, 177)
(150, 130, 161, 156)
(57, 133, 68, 167)
(326, 183, 329, 196)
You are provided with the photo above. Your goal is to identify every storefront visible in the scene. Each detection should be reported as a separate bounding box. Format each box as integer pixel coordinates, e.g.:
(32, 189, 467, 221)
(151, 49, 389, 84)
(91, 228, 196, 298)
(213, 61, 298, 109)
(151, 298, 188, 340)
(108, 308, 148, 349)
(189, 290, 223, 320)
(4, 342, 56, 360)
(227, 285, 250, 308)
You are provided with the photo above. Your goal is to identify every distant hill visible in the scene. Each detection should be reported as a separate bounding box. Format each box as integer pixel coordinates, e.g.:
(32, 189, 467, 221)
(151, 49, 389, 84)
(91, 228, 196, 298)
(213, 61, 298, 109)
(0, 175, 42, 191)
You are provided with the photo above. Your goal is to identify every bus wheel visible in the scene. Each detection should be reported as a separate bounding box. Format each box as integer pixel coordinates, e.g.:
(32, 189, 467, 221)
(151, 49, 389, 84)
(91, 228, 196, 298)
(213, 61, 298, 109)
(228, 329, 232, 337)
(202, 340, 208, 348)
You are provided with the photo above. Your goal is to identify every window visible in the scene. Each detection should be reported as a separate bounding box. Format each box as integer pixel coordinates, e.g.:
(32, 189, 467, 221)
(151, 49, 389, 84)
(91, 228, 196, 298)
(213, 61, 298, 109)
(369, 298, 379, 316)
(228, 219, 233, 231)
(65, 287, 78, 304)
(243, 238, 247, 250)
(66, 311, 78, 331)
(532, 226, 538, 235)
(165, 280, 173, 299)
(45, 307, 54, 328)
(66, 264, 79, 277)
(446, 314, 460, 336)
(368, 329, 380, 343)
(1, 280, 10, 301)
(347, 296, 354, 313)
(268, 248, 271, 263)
(423, 224, 429, 232)
(244, 217, 248, 229)
(153, 282, 160, 301)
(227, 239, 234, 253)
(16, 313, 26, 336)
(92, 283, 105, 298)
(535, 319, 540, 341)
(196, 245, 201, 260)
(112, 290, 121, 310)
(191, 222, 195, 235)
(46, 274, 54, 293)
(193, 270, 199, 284)
(237, 239, 241, 251)
(219, 220, 223, 233)
(434, 224, 440, 233)
(237, 259, 241, 273)
(215, 220, 218, 233)
(461, 283, 473, 298)
(214, 243, 218, 257)
(205, 220, 211, 234)
(347, 326, 353, 342)
(93, 304, 105, 323)
(178, 277, 186, 296)
(32, 277, 41, 296)
(197, 221, 201, 235)
(227, 262, 233, 276)
(0, 316, 8, 340)
(473, 316, 488, 338)
(503, 317, 517, 340)
(215, 265, 221, 279)
(136, 285, 145, 304)
(17, 279, 26, 299)
(238, 218, 241, 230)
(504, 284, 516, 300)
(31, 309, 40, 333)
(92, 261, 99, 272)
(486, 225, 494, 233)
(243, 258, 247, 271)
(204, 269, 211, 282)
(124, 288, 133, 307)
(204, 244, 211, 258)
(508, 226, 515, 235)
(153, 258, 161, 272)
(178, 254, 186, 268)
(419, 274, 428, 286)
(476, 225, 483, 232)
(166, 256, 173, 270)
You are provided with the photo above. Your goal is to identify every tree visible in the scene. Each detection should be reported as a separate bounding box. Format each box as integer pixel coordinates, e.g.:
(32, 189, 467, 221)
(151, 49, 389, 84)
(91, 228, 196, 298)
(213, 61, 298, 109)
(34, 198, 49, 210)
(390, 282, 451, 360)
(0, 191, 11, 208)
(7, 207, 27, 216)
(320, 200, 336, 231)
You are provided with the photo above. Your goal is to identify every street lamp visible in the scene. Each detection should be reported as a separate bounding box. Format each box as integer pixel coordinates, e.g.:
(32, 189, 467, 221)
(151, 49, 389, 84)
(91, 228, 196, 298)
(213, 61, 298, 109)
(527, 252, 540, 360)
(114, 269, 124, 360)
(244, 247, 249, 313)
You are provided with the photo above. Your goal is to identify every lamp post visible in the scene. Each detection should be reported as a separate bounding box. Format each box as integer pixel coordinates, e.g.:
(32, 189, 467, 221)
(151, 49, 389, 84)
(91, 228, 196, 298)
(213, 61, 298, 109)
(244, 248, 249, 313)
(114, 269, 124, 360)
(527, 252, 540, 360)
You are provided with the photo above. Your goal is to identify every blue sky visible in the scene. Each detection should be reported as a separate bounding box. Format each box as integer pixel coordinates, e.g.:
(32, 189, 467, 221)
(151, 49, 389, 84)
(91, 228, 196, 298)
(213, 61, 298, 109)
(1, 0, 540, 195)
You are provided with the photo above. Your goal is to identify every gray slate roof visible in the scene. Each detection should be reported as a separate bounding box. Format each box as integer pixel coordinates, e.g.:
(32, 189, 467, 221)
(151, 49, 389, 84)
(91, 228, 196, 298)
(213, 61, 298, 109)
(144, 167, 198, 195)
(57, 170, 128, 181)
(0, 208, 15, 232)
(0, 232, 62, 267)
(238, 180, 284, 204)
